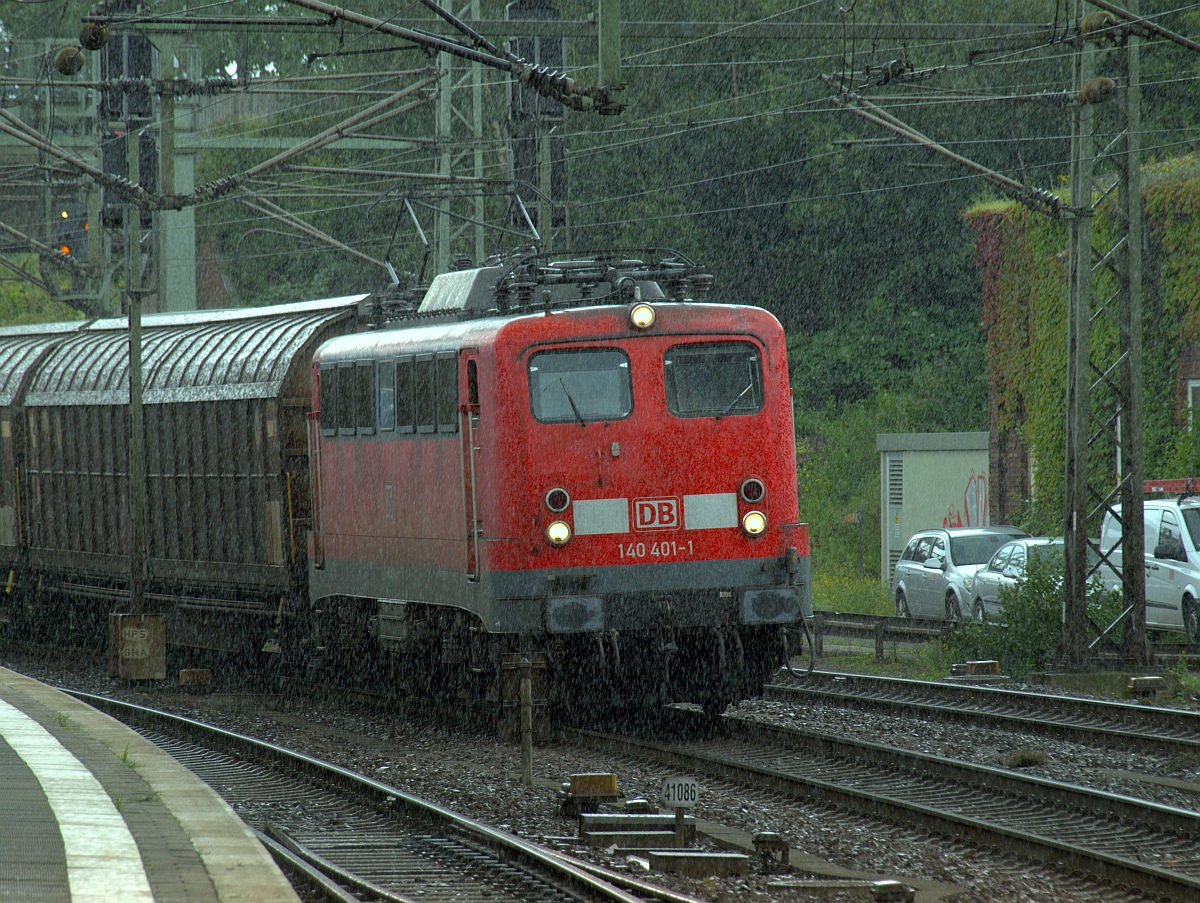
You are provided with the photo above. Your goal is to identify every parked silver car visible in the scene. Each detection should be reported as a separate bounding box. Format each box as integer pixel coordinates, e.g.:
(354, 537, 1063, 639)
(968, 538, 1064, 621)
(893, 526, 1030, 621)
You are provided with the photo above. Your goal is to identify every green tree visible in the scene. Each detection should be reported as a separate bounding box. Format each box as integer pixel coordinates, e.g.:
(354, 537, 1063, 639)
(0, 257, 86, 326)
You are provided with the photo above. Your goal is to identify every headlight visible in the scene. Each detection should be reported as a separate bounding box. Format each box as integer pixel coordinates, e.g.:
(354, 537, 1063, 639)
(741, 510, 767, 536)
(629, 303, 655, 330)
(546, 520, 572, 546)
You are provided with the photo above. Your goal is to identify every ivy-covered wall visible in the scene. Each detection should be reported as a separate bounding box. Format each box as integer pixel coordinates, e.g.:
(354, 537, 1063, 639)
(968, 155, 1200, 532)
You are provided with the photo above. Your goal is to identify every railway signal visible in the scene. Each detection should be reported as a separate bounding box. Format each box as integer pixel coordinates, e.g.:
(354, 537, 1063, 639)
(55, 204, 88, 258)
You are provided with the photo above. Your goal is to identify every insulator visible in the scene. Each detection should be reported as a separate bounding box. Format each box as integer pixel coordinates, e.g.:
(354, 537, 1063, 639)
(689, 274, 715, 301)
(202, 76, 235, 95)
(79, 22, 110, 52)
(514, 280, 535, 306)
(1080, 77, 1117, 104)
(53, 46, 86, 76)
(1080, 12, 1118, 34)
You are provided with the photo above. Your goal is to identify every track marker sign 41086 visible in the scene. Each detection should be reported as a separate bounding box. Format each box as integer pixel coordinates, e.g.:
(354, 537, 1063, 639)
(660, 776, 699, 809)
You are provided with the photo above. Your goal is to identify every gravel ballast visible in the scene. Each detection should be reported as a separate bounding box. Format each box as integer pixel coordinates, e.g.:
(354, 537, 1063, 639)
(1, 647, 1187, 903)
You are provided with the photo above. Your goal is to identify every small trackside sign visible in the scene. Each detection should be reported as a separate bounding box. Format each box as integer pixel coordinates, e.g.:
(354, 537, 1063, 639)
(634, 497, 679, 530)
(660, 776, 699, 808)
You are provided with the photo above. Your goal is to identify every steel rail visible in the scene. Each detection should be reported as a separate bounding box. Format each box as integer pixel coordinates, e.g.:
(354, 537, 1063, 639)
(252, 829, 364, 903)
(562, 723, 1200, 900)
(765, 670, 1200, 757)
(69, 691, 644, 903)
(728, 718, 1200, 836)
(780, 668, 1200, 733)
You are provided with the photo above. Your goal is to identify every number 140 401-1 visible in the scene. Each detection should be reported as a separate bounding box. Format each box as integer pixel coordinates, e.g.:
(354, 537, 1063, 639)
(617, 540, 693, 559)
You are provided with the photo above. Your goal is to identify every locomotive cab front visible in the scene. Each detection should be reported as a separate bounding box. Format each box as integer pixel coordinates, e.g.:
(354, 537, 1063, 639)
(481, 300, 810, 712)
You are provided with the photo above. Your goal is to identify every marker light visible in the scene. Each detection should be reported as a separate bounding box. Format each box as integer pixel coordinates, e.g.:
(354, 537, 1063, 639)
(629, 303, 655, 330)
(740, 478, 765, 503)
(546, 520, 572, 546)
(742, 510, 767, 536)
(545, 488, 571, 513)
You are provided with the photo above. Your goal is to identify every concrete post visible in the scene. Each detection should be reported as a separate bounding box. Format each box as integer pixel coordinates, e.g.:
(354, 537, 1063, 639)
(520, 668, 533, 785)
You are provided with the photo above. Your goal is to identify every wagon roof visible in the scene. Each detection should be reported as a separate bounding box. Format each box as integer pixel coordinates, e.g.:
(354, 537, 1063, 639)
(0, 321, 88, 408)
(24, 296, 364, 407)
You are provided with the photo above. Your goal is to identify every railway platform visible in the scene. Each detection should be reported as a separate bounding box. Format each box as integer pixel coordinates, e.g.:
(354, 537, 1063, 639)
(0, 666, 299, 903)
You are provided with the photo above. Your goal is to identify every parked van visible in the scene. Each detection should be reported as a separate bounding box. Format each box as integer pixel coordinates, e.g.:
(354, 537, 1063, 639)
(1098, 496, 1200, 649)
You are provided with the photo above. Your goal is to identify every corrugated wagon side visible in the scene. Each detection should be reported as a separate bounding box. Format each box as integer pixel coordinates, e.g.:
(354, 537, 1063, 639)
(11, 297, 363, 652)
(0, 322, 88, 624)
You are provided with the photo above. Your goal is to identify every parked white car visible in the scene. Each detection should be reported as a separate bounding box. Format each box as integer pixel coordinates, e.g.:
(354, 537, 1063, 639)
(1098, 498, 1200, 649)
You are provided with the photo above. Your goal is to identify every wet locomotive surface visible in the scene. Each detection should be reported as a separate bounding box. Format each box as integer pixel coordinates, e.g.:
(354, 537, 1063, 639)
(2, 645, 1179, 903)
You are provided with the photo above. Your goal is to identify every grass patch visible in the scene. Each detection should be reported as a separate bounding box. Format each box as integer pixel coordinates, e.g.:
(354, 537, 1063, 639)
(1168, 656, 1200, 701)
(814, 572, 892, 616)
(1005, 749, 1047, 768)
(821, 639, 952, 681)
(118, 744, 139, 769)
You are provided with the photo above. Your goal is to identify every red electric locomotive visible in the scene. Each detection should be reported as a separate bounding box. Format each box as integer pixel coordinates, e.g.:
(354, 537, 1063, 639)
(308, 255, 810, 714)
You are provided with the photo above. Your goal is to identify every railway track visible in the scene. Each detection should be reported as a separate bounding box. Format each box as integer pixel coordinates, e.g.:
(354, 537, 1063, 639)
(765, 670, 1200, 757)
(68, 691, 692, 903)
(563, 715, 1200, 901)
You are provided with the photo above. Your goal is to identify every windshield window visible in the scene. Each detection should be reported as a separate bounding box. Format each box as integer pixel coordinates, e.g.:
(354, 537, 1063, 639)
(528, 348, 632, 423)
(664, 342, 763, 417)
(1183, 508, 1200, 550)
(950, 534, 1017, 566)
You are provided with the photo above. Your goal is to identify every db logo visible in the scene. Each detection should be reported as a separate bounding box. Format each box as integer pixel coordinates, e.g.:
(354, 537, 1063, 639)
(634, 497, 678, 530)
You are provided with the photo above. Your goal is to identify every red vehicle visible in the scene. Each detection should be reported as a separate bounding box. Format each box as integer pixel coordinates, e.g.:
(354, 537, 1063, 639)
(308, 256, 810, 714)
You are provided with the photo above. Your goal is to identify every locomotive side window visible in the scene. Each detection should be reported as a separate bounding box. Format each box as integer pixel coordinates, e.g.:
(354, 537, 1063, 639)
(396, 356, 415, 433)
(337, 364, 355, 433)
(528, 348, 632, 423)
(663, 342, 763, 418)
(436, 354, 458, 432)
(378, 360, 396, 431)
(467, 359, 479, 406)
(356, 362, 376, 433)
(319, 365, 337, 434)
(415, 355, 435, 433)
